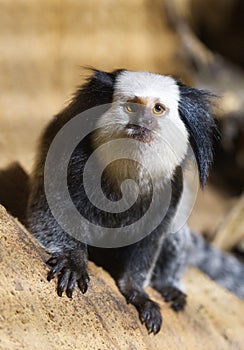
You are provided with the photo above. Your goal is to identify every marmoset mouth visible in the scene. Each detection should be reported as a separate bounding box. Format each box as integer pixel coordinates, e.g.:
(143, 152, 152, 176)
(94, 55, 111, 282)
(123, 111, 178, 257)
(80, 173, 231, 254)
(126, 123, 154, 143)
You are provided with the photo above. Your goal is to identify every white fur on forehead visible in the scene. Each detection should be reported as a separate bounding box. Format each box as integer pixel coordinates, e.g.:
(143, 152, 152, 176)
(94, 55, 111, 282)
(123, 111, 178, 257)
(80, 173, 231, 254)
(114, 71, 180, 108)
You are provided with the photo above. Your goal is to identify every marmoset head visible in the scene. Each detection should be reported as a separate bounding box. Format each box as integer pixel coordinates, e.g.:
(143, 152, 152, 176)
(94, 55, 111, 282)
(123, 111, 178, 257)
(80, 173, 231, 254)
(77, 69, 218, 186)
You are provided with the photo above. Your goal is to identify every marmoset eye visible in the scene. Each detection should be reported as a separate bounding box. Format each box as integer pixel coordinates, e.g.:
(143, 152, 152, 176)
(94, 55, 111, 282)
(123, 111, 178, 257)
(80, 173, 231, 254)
(152, 103, 166, 115)
(124, 103, 138, 113)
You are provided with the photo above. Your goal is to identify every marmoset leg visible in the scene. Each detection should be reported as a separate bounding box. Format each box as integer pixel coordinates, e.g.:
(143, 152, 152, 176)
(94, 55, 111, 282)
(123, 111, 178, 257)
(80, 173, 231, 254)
(151, 226, 191, 311)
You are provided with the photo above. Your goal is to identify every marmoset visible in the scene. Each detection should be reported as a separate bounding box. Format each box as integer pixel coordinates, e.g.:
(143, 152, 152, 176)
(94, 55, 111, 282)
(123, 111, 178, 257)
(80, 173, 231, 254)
(27, 69, 244, 334)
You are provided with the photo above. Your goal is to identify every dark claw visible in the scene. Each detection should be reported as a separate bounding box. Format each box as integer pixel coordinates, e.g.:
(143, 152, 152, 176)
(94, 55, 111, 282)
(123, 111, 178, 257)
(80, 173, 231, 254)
(46, 256, 59, 267)
(140, 310, 150, 324)
(146, 316, 162, 335)
(148, 321, 160, 335)
(160, 286, 187, 312)
(45, 253, 89, 297)
(138, 301, 162, 335)
(66, 272, 77, 298)
(77, 274, 90, 294)
(127, 292, 136, 304)
(141, 309, 151, 323)
(47, 259, 66, 281)
(57, 269, 70, 297)
(152, 322, 161, 335)
(146, 318, 154, 333)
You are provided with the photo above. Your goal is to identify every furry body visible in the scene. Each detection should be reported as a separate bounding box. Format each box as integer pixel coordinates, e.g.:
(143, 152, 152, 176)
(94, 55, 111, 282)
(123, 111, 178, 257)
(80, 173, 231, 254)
(27, 69, 244, 334)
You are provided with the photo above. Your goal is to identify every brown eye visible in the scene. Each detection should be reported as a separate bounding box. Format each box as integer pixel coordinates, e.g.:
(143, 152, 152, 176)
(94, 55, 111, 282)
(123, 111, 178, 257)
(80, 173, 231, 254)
(153, 103, 166, 115)
(124, 103, 138, 113)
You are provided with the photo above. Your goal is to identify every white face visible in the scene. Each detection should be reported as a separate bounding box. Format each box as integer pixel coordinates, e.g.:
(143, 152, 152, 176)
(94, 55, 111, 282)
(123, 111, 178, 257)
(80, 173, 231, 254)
(93, 71, 189, 182)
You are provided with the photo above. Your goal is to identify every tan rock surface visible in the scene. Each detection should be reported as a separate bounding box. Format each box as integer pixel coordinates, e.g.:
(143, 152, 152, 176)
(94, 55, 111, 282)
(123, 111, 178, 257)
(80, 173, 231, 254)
(0, 204, 243, 350)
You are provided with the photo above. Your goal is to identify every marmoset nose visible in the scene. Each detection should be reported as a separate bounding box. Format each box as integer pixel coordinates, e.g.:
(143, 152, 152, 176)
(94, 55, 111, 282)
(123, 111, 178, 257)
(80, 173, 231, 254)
(136, 112, 157, 130)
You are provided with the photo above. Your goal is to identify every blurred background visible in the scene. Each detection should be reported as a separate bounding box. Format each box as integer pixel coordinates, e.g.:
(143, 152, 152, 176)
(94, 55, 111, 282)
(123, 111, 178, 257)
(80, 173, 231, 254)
(0, 0, 243, 255)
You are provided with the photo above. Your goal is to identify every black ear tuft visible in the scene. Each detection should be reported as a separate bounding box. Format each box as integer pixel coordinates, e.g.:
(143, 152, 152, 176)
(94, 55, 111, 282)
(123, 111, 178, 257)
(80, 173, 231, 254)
(69, 68, 124, 115)
(177, 82, 219, 187)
